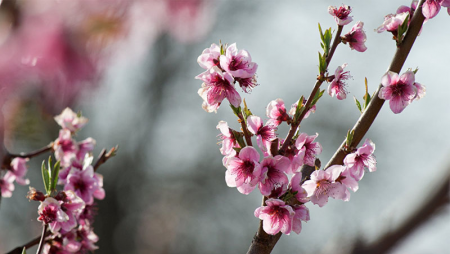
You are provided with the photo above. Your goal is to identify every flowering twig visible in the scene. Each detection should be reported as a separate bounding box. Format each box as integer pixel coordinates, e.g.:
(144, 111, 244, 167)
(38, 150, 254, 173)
(324, 0, 426, 169)
(94, 145, 119, 172)
(36, 224, 48, 254)
(279, 25, 343, 155)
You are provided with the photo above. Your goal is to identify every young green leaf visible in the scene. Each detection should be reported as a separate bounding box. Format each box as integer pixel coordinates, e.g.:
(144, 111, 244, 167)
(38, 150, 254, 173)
(354, 97, 362, 113)
(41, 160, 50, 195)
(21, 247, 27, 254)
(311, 89, 325, 106)
(50, 160, 60, 193)
(397, 13, 409, 45)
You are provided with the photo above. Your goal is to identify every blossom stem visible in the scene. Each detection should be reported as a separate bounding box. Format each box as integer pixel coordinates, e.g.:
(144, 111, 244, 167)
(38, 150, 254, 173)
(325, 25, 343, 69)
(324, 0, 426, 169)
(238, 112, 253, 146)
(279, 25, 343, 155)
(36, 224, 48, 254)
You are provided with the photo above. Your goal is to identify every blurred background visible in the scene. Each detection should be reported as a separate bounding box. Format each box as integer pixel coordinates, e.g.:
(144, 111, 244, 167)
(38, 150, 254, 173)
(0, 0, 449, 253)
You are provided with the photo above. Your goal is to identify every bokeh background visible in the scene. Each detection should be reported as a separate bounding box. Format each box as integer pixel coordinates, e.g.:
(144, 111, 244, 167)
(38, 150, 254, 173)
(0, 0, 449, 253)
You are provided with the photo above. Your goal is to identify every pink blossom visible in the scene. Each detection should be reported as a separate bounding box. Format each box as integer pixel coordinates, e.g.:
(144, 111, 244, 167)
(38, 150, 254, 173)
(74, 138, 96, 168)
(259, 156, 290, 197)
(376, 12, 409, 34)
(378, 70, 418, 114)
(197, 83, 220, 113)
(254, 198, 294, 235)
(423, 0, 443, 19)
(197, 43, 221, 70)
(54, 129, 79, 167)
(289, 173, 310, 203)
(196, 66, 241, 109)
(302, 165, 347, 207)
(78, 224, 99, 251)
(288, 99, 316, 119)
(0, 173, 15, 198)
(342, 21, 367, 52)
(247, 115, 277, 154)
(328, 64, 351, 100)
(266, 99, 290, 127)
(344, 139, 376, 181)
(413, 82, 426, 100)
(292, 204, 310, 234)
(8, 157, 30, 185)
(38, 197, 73, 233)
(283, 141, 305, 174)
(216, 121, 238, 156)
(336, 167, 359, 195)
(295, 133, 322, 167)
(219, 43, 258, 79)
(225, 146, 261, 195)
(54, 108, 89, 132)
(64, 166, 105, 205)
(328, 5, 353, 26)
(235, 75, 258, 93)
(397, 1, 418, 16)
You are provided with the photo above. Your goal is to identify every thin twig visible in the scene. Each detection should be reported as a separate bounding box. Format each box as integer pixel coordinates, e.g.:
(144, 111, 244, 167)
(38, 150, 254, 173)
(36, 224, 48, 254)
(93, 145, 118, 172)
(279, 25, 343, 155)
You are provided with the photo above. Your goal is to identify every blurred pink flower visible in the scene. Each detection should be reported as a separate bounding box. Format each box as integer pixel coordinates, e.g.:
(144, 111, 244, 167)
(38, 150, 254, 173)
(343, 21, 367, 52)
(328, 64, 351, 100)
(328, 5, 353, 26)
(254, 198, 294, 235)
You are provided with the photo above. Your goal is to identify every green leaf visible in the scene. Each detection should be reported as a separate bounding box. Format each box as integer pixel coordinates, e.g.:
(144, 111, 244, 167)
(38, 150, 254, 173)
(242, 99, 252, 120)
(311, 89, 325, 106)
(346, 129, 355, 148)
(318, 52, 327, 74)
(232, 130, 247, 148)
(229, 104, 242, 118)
(397, 13, 409, 44)
(363, 77, 371, 110)
(21, 247, 27, 254)
(354, 97, 362, 113)
(41, 160, 50, 195)
(50, 160, 60, 193)
(294, 96, 305, 122)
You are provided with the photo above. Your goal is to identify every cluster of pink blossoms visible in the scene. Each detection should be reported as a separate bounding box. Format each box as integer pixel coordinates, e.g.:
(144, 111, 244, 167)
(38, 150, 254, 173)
(31, 108, 104, 253)
(327, 5, 367, 101)
(215, 97, 378, 235)
(196, 4, 386, 238)
(195, 43, 258, 112)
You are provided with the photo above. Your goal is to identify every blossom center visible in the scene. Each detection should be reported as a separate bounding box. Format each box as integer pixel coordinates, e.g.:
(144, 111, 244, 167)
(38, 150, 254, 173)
(334, 6, 351, 19)
(39, 205, 58, 224)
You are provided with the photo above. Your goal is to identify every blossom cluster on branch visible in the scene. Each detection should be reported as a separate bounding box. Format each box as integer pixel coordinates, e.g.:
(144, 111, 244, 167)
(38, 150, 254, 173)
(194, 1, 432, 247)
(0, 108, 116, 254)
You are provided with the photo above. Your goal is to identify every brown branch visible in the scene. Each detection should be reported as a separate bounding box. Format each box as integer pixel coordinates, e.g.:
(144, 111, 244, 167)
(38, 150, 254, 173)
(6, 231, 51, 254)
(2, 143, 53, 169)
(324, 0, 426, 169)
(93, 145, 118, 172)
(350, 170, 450, 254)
